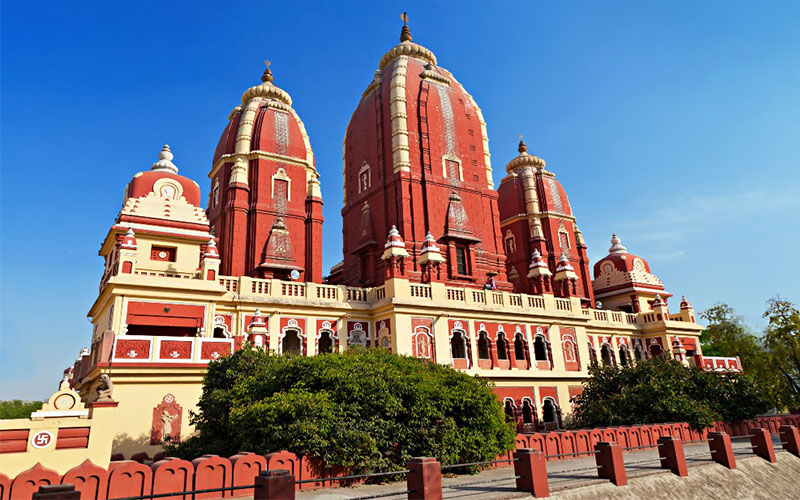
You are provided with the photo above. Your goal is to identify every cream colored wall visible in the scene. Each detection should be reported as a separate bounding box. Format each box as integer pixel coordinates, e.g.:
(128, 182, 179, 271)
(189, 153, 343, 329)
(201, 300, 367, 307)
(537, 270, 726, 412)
(105, 371, 204, 457)
(0, 404, 118, 477)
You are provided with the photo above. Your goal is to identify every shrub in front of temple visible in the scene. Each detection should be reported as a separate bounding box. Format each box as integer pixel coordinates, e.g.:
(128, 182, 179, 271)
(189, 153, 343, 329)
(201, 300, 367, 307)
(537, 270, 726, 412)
(169, 347, 516, 472)
(570, 355, 769, 430)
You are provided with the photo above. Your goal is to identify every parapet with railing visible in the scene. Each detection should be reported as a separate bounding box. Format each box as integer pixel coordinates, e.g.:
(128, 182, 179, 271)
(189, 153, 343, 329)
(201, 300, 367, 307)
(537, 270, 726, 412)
(213, 276, 654, 329)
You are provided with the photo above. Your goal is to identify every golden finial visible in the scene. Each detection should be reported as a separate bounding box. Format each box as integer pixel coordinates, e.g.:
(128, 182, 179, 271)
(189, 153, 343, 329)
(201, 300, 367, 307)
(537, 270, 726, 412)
(400, 12, 412, 42)
(518, 134, 528, 154)
(261, 60, 274, 83)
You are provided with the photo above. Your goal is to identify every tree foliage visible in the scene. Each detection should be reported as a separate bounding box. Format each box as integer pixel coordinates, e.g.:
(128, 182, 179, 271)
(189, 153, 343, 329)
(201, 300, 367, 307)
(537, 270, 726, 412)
(0, 400, 43, 419)
(169, 347, 515, 471)
(763, 297, 800, 408)
(570, 356, 768, 430)
(700, 299, 800, 411)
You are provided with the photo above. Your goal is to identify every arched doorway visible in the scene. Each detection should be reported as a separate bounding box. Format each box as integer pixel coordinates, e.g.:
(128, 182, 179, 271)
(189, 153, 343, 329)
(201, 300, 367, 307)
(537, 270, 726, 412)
(496, 335, 509, 360)
(504, 400, 516, 422)
(451, 330, 468, 360)
(522, 399, 534, 424)
(618, 345, 629, 366)
(318, 330, 333, 354)
(601, 344, 614, 366)
(477, 332, 491, 361)
(282, 329, 302, 355)
(514, 334, 527, 361)
(649, 343, 663, 357)
(533, 336, 548, 362)
(542, 398, 558, 427)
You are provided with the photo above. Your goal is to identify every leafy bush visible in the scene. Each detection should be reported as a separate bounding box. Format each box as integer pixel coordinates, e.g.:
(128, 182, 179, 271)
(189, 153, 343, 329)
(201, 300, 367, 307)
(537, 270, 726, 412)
(169, 347, 515, 472)
(570, 356, 769, 430)
(0, 400, 44, 419)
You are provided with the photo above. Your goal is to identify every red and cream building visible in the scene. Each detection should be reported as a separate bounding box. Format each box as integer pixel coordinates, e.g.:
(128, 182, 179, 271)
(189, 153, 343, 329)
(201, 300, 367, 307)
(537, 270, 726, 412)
(65, 20, 740, 456)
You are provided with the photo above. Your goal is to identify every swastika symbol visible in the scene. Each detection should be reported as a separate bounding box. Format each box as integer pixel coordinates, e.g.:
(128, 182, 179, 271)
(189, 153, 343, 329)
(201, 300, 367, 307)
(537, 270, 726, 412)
(32, 431, 53, 448)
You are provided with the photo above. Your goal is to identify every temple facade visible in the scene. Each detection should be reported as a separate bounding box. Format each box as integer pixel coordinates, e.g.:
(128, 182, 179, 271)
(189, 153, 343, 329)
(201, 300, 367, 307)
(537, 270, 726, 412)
(67, 20, 741, 456)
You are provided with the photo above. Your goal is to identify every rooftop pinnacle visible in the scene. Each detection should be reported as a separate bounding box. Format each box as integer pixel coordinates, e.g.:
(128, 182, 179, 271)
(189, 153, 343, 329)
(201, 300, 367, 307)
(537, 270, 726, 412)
(261, 60, 274, 83)
(400, 12, 412, 42)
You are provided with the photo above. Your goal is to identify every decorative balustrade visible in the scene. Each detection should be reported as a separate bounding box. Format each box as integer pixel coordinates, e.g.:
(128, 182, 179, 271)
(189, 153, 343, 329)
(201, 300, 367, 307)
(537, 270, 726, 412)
(210, 276, 655, 328)
(134, 270, 194, 279)
(555, 298, 572, 311)
(315, 284, 338, 300)
(527, 296, 545, 309)
(447, 287, 466, 302)
(251, 278, 271, 294)
(410, 283, 432, 299)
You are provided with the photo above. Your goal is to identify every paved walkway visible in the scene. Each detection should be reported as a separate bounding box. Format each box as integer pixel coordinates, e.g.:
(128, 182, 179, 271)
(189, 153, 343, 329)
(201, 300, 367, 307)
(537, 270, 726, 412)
(293, 435, 783, 499)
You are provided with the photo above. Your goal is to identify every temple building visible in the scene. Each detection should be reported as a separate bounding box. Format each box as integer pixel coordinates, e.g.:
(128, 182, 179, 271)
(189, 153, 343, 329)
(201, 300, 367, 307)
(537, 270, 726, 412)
(66, 19, 741, 456)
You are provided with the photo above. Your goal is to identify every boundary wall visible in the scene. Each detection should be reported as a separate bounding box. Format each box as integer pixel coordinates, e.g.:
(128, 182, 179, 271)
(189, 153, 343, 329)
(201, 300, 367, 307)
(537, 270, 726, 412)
(3, 415, 799, 500)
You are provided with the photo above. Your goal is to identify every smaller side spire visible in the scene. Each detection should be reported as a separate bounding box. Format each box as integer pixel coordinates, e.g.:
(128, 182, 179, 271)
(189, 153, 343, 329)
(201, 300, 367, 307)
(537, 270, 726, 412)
(150, 145, 178, 174)
(400, 12, 412, 42)
(608, 233, 627, 254)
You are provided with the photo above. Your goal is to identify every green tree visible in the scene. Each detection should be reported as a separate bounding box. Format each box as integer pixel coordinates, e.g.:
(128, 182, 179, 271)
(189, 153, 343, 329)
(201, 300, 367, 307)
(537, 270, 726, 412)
(0, 400, 43, 419)
(169, 347, 515, 472)
(570, 356, 768, 430)
(763, 297, 800, 409)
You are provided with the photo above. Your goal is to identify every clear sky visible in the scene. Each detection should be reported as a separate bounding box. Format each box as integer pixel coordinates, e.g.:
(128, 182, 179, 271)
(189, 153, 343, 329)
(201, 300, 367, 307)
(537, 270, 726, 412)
(2, 1, 799, 400)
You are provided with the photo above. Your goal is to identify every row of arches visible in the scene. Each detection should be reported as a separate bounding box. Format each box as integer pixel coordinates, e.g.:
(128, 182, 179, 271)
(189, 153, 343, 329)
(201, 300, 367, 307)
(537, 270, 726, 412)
(590, 342, 663, 367)
(451, 330, 550, 369)
(503, 397, 560, 429)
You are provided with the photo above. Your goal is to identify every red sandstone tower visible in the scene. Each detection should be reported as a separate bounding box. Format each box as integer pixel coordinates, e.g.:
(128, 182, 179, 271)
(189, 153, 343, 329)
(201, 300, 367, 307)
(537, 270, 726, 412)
(207, 65, 324, 282)
(497, 140, 594, 306)
(331, 19, 510, 289)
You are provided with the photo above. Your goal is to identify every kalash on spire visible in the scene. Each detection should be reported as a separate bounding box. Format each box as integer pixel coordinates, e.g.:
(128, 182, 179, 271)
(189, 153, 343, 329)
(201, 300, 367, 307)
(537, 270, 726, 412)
(331, 13, 512, 290)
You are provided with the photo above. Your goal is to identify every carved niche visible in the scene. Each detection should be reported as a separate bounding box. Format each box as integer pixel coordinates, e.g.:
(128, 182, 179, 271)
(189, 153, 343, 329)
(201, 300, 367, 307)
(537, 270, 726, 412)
(150, 394, 182, 445)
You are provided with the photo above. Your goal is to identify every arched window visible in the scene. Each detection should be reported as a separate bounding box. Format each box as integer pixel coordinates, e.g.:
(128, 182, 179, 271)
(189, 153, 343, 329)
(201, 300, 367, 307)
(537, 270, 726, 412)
(514, 334, 527, 361)
(318, 331, 333, 354)
(619, 345, 629, 366)
(451, 330, 468, 359)
(496, 335, 509, 360)
(282, 329, 302, 355)
(477, 332, 491, 360)
(542, 398, 558, 424)
(504, 400, 516, 422)
(213, 327, 227, 338)
(601, 344, 614, 366)
(533, 335, 548, 361)
(522, 399, 535, 424)
(634, 346, 644, 362)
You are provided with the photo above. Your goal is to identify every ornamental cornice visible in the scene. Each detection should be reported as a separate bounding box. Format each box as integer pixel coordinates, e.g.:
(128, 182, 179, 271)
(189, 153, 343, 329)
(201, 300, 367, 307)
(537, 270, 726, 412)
(241, 82, 292, 106)
(505, 153, 546, 173)
(210, 150, 314, 180)
(379, 41, 437, 70)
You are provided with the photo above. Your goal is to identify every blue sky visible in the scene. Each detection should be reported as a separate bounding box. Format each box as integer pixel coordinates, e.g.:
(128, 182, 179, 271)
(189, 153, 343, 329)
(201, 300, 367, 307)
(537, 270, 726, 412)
(2, 1, 799, 399)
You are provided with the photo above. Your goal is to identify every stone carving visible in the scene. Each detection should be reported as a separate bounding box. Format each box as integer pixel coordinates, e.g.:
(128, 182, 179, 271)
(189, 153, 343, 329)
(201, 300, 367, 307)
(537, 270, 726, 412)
(151, 394, 183, 445)
(96, 374, 114, 402)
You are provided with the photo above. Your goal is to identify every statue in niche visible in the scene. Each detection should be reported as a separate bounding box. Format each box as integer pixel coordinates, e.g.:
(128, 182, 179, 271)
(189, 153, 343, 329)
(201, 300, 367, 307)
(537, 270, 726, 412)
(151, 394, 183, 445)
(96, 374, 114, 402)
(160, 409, 178, 443)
